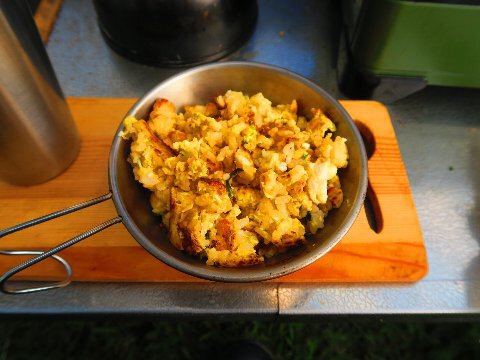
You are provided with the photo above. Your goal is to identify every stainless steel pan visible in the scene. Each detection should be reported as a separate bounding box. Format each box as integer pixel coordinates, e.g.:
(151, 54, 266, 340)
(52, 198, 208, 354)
(0, 62, 368, 294)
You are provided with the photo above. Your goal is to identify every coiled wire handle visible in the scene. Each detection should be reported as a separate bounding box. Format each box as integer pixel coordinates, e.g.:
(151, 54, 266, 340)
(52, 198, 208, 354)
(0, 193, 122, 294)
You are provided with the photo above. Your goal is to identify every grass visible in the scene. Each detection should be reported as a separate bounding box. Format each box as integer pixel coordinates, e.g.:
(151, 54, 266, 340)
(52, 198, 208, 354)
(0, 320, 480, 359)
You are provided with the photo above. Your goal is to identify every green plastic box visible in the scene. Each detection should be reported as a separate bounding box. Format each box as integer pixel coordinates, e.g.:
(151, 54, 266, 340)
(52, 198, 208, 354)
(341, 0, 480, 100)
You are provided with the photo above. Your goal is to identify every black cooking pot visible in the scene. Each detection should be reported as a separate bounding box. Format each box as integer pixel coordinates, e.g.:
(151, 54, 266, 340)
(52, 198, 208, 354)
(92, 0, 258, 67)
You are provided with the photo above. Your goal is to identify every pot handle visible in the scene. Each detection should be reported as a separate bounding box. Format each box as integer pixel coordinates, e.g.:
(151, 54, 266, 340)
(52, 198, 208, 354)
(0, 192, 122, 294)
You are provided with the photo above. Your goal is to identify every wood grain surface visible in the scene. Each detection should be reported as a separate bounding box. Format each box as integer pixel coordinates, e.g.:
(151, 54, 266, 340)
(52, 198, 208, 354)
(0, 98, 428, 283)
(34, 0, 64, 43)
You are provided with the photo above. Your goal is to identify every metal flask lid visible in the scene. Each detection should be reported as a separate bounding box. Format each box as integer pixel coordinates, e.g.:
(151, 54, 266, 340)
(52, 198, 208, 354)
(92, 0, 258, 67)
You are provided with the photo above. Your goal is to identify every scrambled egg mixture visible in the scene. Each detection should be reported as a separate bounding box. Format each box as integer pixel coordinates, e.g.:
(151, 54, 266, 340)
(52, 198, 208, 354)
(121, 91, 348, 267)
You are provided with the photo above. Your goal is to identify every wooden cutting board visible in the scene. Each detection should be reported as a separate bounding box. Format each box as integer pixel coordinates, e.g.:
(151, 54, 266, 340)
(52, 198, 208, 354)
(0, 98, 428, 283)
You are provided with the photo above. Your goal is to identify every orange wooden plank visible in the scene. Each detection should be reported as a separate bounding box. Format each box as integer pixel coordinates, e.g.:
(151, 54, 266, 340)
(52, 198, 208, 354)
(0, 98, 428, 283)
(34, 0, 64, 43)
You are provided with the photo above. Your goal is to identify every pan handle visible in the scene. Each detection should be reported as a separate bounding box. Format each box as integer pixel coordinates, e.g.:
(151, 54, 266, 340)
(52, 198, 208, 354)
(0, 192, 122, 294)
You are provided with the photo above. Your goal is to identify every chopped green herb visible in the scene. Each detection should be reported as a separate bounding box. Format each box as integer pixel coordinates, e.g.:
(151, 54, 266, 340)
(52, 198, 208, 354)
(226, 179, 234, 199)
(226, 169, 243, 199)
(302, 153, 309, 160)
(205, 230, 211, 240)
(243, 126, 257, 144)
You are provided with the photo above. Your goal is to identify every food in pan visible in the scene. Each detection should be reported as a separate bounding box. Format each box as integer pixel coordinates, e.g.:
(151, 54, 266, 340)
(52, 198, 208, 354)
(121, 91, 348, 267)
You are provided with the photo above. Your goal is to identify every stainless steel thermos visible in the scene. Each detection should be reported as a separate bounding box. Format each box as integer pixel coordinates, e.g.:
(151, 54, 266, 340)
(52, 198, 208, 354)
(0, 0, 79, 186)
